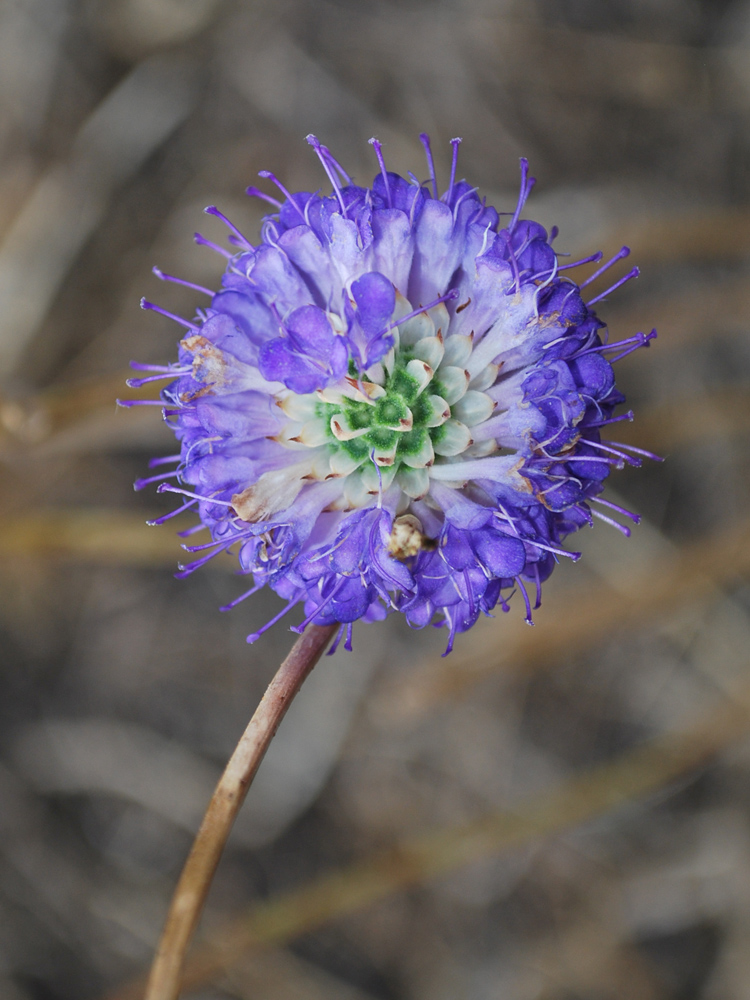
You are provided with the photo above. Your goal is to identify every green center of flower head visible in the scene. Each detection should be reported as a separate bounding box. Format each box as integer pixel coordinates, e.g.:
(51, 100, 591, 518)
(324, 355, 453, 459)
(276, 301, 499, 510)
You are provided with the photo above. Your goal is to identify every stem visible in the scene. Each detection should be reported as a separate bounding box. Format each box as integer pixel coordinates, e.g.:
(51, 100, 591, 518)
(144, 623, 339, 1000)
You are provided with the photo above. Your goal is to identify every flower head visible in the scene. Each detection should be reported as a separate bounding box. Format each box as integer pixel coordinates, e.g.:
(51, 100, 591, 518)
(123, 134, 658, 652)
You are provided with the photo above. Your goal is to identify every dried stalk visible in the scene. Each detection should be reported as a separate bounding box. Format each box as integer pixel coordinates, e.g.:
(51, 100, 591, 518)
(144, 622, 338, 1000)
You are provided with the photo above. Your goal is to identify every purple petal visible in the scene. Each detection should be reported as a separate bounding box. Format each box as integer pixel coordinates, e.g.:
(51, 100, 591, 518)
(350, 271, 395, 335)
(258, 305, 347, 392)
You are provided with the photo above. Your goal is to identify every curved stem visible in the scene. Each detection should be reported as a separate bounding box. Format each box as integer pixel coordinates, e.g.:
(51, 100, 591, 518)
(144, 623, 339, 1000)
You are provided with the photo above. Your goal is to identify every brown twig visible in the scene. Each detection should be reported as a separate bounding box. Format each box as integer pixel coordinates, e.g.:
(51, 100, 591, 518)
(143, 622, 339, 1000)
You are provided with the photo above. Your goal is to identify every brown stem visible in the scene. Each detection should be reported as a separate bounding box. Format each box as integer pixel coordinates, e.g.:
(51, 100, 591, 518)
(144, 622, 339, 1000)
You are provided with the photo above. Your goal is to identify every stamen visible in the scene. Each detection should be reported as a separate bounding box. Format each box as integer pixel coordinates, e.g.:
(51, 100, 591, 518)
(129, 361, 176, 372)
(560, 280, 580, 307)
(260, 221, 281, 248)
(183, 435, 222, 466)
(326, 623, 346, 656)
(145, 498, 197, 525)
(528, 537, 581, 561)
(503, 231, 521, 293)
(587, 411, 635, 428)
(591, 508, 631, 537)
(182, 537, 231, 552)
(175, 539, 235, 578)
(157, 483, 236, 507)
(564, 454, 625, 468)
(126, 369, 190, 388)
(533, 256, 560, 316)
(587, 266, 640, 306)
(152, 267, 213, 296)
(537, 251, 603, 279)
(580, 245, 630, 289)
(497, 591, 511, 613)
(584, 439, 642, 467)
(478, 219, 494, 257)
(176, 522, 206, 538)
(562, 250, 604, 272)
(575, 331, 653, 359)
(220, 581, 263, 612)
(441, 608, 456, 656)
(572, 502, 595, 527)
(509, 158, 536, 234)
(134, 470, 180, 491)
(193, 233, 233, 259)
(370, 449, 384, 508)
(463, 568, 476, 618)
(409, 184, 422, 225)
(466, 198, 489, 227)
(445, 137, 462, 202)
(257, 170, 307, 222)
(510, 229, 536, 260)
(606, 329, 657, 362)
(332, 620, 357, 654)
(535, 477, 585, 503)
(116, 398, 166, 407)
(148, 453, 181, 468)
(303, 189, 322, 227)
(291, 577, 348, 634)
(306, 135, 347, 216)
(515, 575, 534, 625)
(493, 505, 522, 532)
(383, 288, 459, 335)
(203, 206, 252, 248)
(321, 145, 352, 185)
(605, 440, 663, 463)
(368, 137, 392, 207)
(532, 562, 542, 610)
(453, 188, 482, 223)
(590, 496, 641, 524)
(140, 299, 198, 331)
(419, 133, 438, 198)
(245, 185, 282, 208)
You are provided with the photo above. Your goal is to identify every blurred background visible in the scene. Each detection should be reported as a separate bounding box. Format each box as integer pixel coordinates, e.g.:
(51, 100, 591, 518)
(1, 0, 750, 998)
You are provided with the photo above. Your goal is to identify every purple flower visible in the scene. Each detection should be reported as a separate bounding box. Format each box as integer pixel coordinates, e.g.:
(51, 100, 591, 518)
(122, 134, 658, 652)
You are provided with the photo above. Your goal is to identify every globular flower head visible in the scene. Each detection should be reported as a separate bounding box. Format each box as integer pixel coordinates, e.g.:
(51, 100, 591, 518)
(123, 134, 658, 652)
